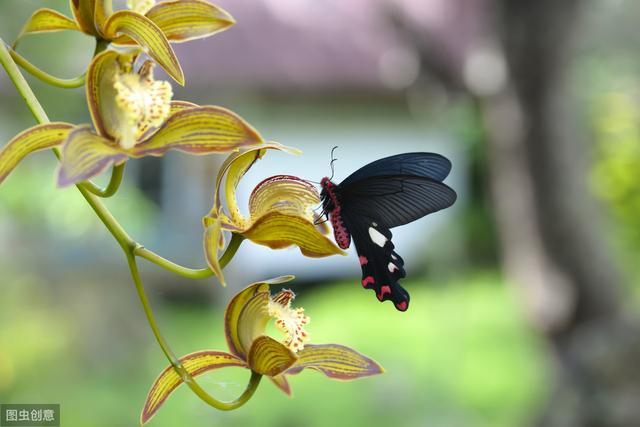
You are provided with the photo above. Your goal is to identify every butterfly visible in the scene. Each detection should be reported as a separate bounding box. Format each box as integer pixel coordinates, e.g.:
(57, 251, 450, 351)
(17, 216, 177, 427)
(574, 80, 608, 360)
(319, 152, 457, 311)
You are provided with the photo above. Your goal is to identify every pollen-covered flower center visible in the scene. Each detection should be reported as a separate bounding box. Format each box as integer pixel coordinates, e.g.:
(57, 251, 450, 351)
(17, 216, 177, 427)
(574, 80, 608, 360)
(127, 0, 155, 14)
(268, 289, 310, 352)
(113, 62, 172, 149)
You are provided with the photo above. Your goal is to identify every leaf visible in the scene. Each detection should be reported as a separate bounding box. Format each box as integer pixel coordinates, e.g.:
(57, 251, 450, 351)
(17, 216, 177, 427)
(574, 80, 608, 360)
(69, 0, 98, 35)
(0, 123, 73, 186)
(132, 106, 265, 157)
(243, 212, 346, 257)
(15, 8, 80, 45)
(286, 344, 384, 380)
(113, 0, 235, 45)
(103, 10, 184, 85)
(202, 215, 225, 285)
(247, 336, 297, 377)
(141, 350, 246, 425)
(57, 126, 128, 187)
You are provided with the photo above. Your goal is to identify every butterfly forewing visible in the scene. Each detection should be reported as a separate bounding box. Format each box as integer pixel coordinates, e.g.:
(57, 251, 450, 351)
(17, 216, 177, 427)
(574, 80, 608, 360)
(341, 176, 457, 229)
(340, 152, 452, 187)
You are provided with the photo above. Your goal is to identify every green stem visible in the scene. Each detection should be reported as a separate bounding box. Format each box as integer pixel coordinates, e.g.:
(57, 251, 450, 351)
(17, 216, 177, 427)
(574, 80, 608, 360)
(127, 252, 261, 411)
(7, 46, 85, 89)
(0, 39, 49, 123)
(134, 233, 243, 279)
(79, 162, 126, 198)
(1, 35, 258, 411)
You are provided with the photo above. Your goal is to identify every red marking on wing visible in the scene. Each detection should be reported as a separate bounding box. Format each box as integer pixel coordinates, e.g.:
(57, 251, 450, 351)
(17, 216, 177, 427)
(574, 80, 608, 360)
(377, 285, 391, 301)
(395, 301, 408, 311)
(359, 256, 368, 266)
(362, 276, 374, 287)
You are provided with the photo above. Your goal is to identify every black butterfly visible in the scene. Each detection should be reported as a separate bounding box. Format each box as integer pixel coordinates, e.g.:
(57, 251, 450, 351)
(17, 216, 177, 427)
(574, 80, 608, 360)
(319, 152, 457, 311)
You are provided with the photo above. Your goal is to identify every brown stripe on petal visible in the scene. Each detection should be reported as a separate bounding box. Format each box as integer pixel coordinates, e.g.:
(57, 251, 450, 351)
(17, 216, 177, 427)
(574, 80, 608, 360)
(141, 350, 246, 424)
(0, 123, 73, 185)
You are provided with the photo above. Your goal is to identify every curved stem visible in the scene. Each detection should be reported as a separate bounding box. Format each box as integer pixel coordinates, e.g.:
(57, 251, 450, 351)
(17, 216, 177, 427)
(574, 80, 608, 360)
(134, 233, 244, 279)
(7, 47, 85, 89)
(127, 252, 262, 410)
(79, 162, 126, 198)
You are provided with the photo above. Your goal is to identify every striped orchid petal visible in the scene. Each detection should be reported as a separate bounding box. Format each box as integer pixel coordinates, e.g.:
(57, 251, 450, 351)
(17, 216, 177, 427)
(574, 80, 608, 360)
(102, 10, 184, 85)
(0, 123, 74, 186)
(14, 8, 80, 46)
(141, 350, 246, 424)
(131, 106, 264, 157)
(57, 126, 128, 187)
(113, 0, 234, 45)
(286, 344, 384, 380)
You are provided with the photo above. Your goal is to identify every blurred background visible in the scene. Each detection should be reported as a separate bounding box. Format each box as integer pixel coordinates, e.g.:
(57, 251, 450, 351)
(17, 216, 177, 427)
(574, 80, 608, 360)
(1, 0, 640, 426)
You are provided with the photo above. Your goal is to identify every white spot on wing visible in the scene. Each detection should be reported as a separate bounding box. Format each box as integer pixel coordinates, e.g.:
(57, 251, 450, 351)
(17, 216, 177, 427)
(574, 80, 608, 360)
(388, 262, 398, 273)
(369, 227, 387, 247)
(391, 254, 398, 260)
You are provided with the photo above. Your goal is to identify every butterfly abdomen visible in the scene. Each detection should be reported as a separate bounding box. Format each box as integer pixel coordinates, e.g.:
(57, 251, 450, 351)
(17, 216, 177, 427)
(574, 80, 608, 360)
(320, 177, 351, 249)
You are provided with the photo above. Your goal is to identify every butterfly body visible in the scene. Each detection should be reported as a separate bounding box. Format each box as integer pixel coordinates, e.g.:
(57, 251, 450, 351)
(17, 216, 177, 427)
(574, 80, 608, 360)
(319, 153, 457, 312)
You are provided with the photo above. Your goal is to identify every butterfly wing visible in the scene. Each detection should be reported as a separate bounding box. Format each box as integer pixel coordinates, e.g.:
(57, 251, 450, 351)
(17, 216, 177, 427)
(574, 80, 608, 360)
(340, 152, 452, 187)
(342, 211, 410, 311)
(340, 175, 457, 229)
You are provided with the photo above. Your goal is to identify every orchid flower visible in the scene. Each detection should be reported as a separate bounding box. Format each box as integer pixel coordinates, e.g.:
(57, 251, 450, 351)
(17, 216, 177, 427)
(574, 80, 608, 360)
(141, 276, 384, 424)
(0, 49, 265, 188)
(203, 144, 346, 284)
(14, 0, 235, 85)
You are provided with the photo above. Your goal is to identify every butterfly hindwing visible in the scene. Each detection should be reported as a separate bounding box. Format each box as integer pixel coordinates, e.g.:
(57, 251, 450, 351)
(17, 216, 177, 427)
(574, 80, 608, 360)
(343, 212, 410, 311)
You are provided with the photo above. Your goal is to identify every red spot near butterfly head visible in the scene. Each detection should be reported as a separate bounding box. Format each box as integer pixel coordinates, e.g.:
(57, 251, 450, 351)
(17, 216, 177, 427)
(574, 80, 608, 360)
(359, 256, 368, 266)
(395, 301, 408, 311)
(362, 276, 374, 287)
(377, 285, 391, 301)
(320, 177, 332, 188)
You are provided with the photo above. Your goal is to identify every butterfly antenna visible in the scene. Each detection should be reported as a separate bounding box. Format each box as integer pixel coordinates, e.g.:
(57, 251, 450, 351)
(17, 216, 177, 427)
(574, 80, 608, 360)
(329, 146, 339, 180)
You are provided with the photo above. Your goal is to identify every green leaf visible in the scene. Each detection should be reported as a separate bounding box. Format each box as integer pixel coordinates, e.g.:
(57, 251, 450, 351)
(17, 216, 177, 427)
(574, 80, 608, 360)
(57, 126, 127, 187)
(103, 10, 184, 85)
(132, 106, 265, 157)
(0, 123, 73, 186)
(141, 350, 246, 425)
(287, 344, 385, 380)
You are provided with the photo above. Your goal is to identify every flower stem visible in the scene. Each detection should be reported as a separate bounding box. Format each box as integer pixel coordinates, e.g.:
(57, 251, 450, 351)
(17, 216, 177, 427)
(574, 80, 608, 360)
(134, 233, 243, 279)
(127, 252, 262, 411)
(1, 35, 258, 412)
(0, 38, 49, 123)
(79, 162, 126, 198)
(7, 46, 86, 89)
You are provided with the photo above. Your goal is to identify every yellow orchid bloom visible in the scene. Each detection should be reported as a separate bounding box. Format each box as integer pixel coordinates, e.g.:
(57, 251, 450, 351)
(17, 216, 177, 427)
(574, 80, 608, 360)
(0, 49, 265, 188)
(203, 144, 346, 284)
(50, 49, 264, 187)
(14, 0, 235, 85)
(141, 277, 384, 424)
